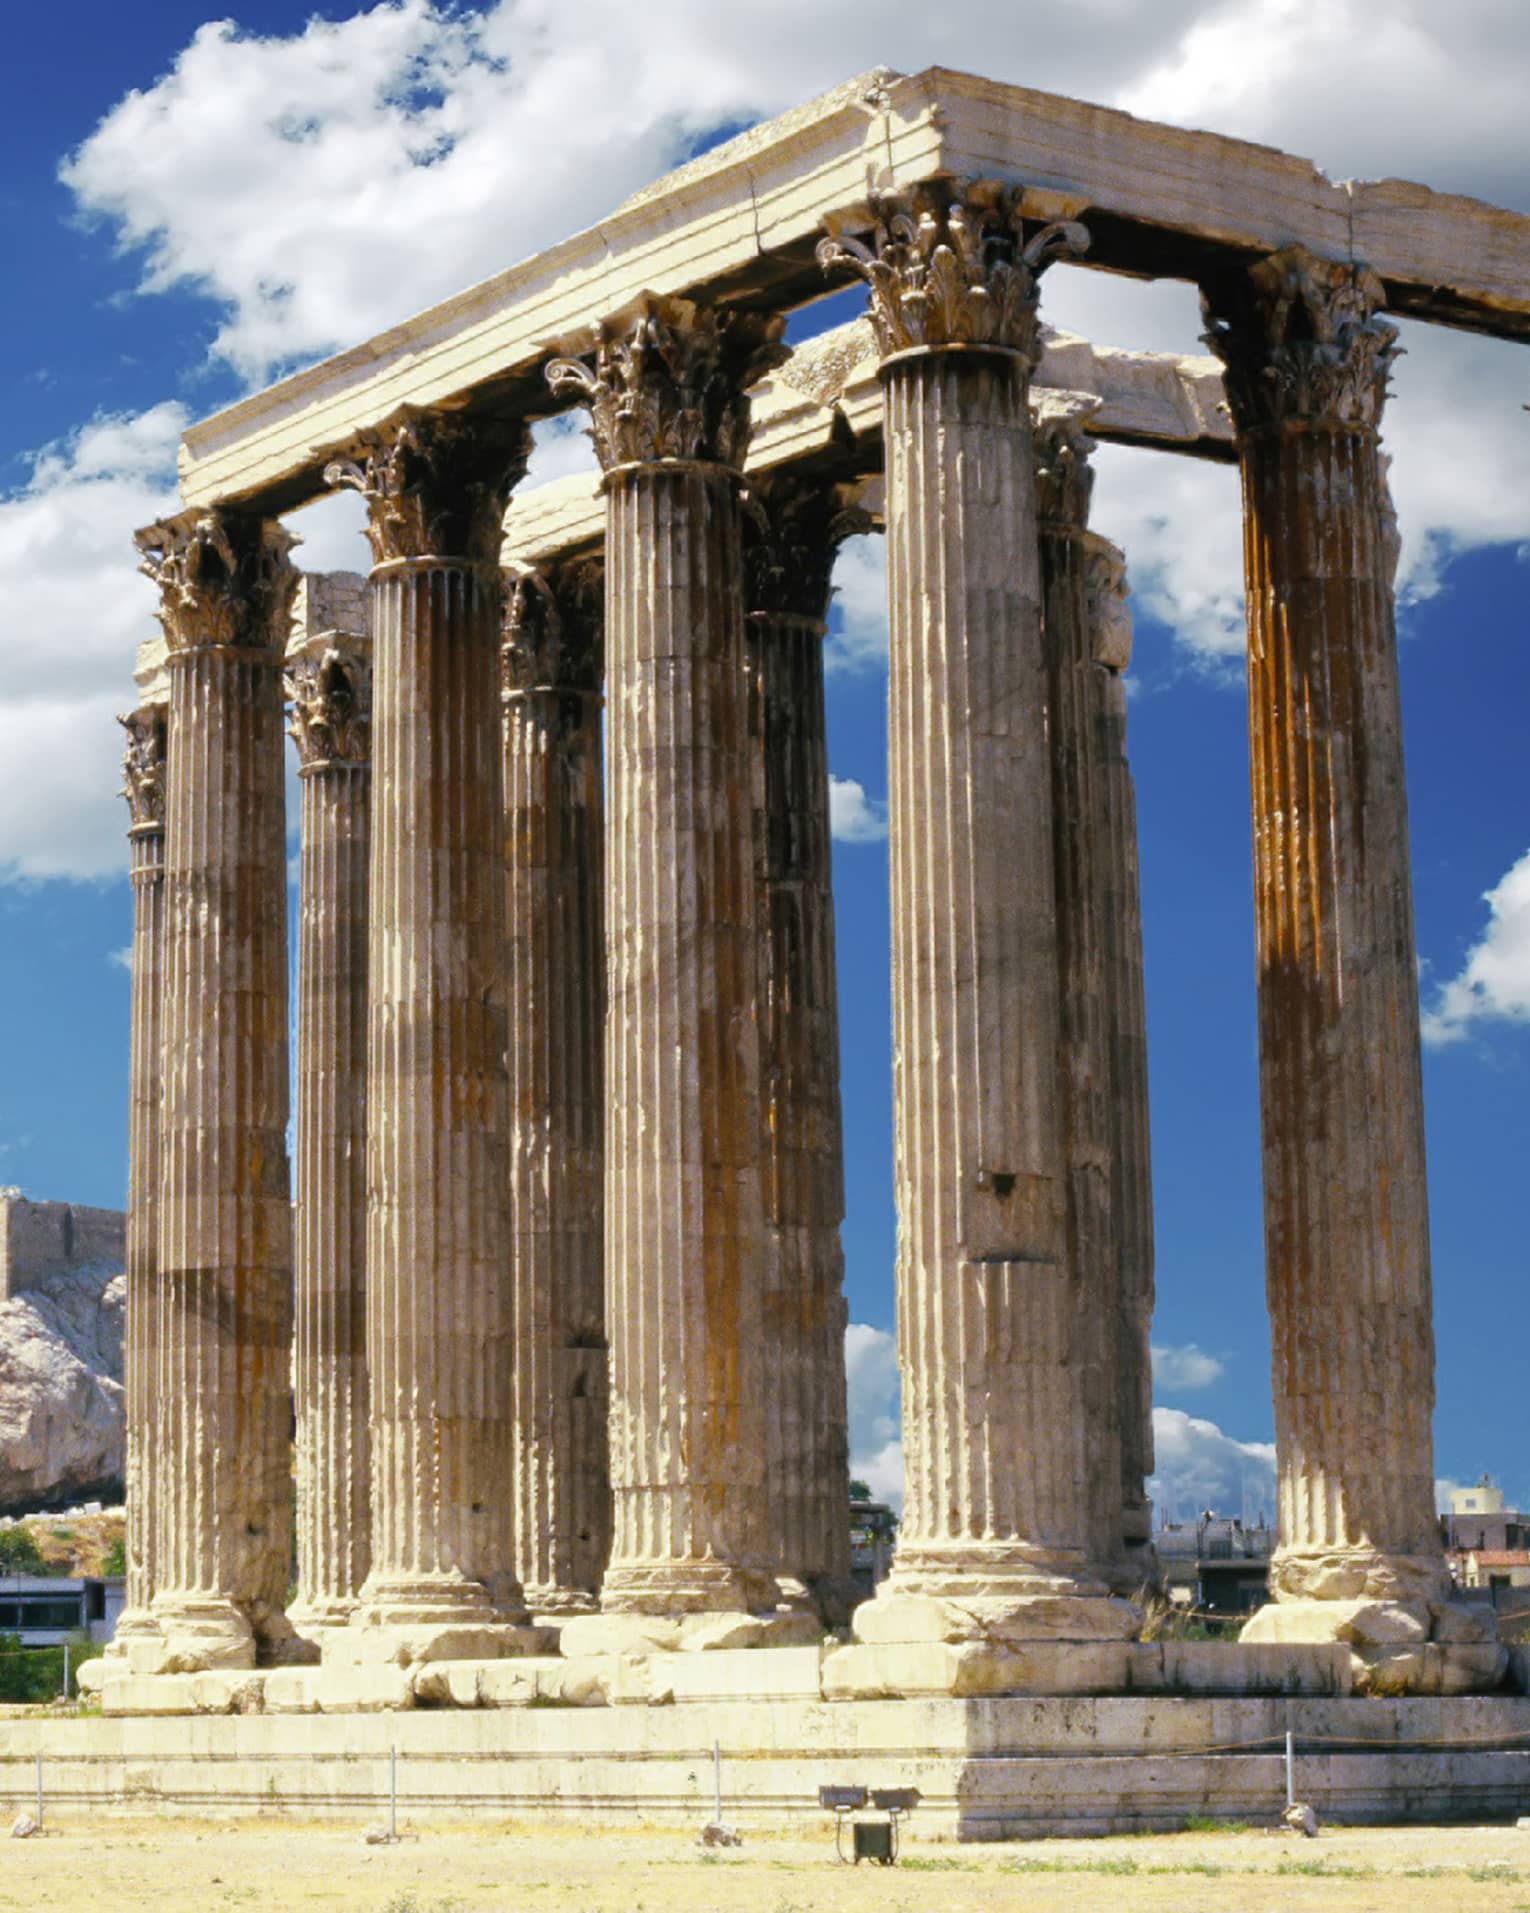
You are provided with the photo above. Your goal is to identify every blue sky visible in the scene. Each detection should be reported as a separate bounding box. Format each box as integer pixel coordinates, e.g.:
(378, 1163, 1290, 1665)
(1, 0, 1526, 1519)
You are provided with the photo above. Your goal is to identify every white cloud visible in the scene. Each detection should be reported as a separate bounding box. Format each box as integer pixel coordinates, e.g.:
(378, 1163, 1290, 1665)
(1150, 1342, 1225, 1391)
(0, 405, 183, 882)
(1148, 1407, 1276, 1527)
(108, 946, 133, 973)
(29, 0, 1529, 893)
(829, 775, 887, 845)
(825, 535, 889, 676)
(1422, 847, 1530, 1044)
(845, 1321, 902, 1507)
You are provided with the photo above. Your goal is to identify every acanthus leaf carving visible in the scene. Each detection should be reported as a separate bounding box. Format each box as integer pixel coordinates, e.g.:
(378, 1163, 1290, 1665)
(502, 557, 604, 698)
(1201, 244, 1399, 434)
(286, 643, 373, 770)
(135, 509, 298, 656)
(118, 703, 168, 831)
(816, 179, 1088, 367)
(741, 471, 872, 622)
(546, 295, 788, 472)
(323, 406, 531, 566)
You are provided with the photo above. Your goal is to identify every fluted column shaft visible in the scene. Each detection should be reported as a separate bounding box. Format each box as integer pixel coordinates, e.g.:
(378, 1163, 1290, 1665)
(117, 704, 168, 1644)
(1035, 429, 1121, 1576)
(288, 636, 372, 1628)
(748, 604, 851, 1600)
(883, 350, 1091, 1582)
(503, 563, 609, 1613)
(325, 409, 533, 1636)
(820, 184, 1132, 1636)
(138, 511, 297, 1666)
(550, 296, 786, 1617)
(1087, 544, 1156, 1561)
(602, 462, 769, 1611)
(1208, 248, 1445, 1612)
(366, 561, 515, 1614)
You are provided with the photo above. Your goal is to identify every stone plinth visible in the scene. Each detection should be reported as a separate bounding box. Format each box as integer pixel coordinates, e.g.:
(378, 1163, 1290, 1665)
(286, 619, 372, 1634)
(502, 559, 610, 1615)
(1206, 247, 1450, 1644)
(135, 510, 299, 1671)
(821, 183, 1133, 1642)
(548, 296, 787, 1617)
(325, 408, 535, 1650)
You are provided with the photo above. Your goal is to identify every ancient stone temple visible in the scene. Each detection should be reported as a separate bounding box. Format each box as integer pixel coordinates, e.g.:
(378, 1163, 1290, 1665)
(81, 66, 1530, 1835)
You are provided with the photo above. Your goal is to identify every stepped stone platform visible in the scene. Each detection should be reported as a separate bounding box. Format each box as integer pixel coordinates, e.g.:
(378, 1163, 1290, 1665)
(7, 1688, 1530, 1840)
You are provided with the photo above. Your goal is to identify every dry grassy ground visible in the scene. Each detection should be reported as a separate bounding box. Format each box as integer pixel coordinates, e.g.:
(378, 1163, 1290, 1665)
(4, 1817, 1530, 1913)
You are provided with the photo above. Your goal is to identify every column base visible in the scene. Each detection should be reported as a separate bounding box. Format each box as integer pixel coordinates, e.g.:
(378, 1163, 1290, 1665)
(1107, 1542, 1162, 1600)
(104, 1606, 162, 1656)
(523, 1585, 600, 1622)
(1267, 1546, 1452, 1607)
(803, 1573, 865, 1632)
(597, 1558, 778, 1618)
(856, 1548, 1141, 1645)
(331, 1572, 546, 1666)
(147, 1596, 257, 1673)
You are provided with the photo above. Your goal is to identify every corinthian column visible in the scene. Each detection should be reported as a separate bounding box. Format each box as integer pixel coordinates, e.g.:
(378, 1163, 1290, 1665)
(1033, 417, 1123, 1580)
(286, 579, 372, 1636)
(136, 510, 298, 1671)
(113, 700, 168, 1651)
(324, 408, 535, 1654)
(1086, 541, 1156, 1575)
(502, 558, 610, 1615)
(1204, 248, 1450, 1641)
(742, 472, 861, 1619)
(548, 296, 787, 1625)
(820, 184, 1134, 1645)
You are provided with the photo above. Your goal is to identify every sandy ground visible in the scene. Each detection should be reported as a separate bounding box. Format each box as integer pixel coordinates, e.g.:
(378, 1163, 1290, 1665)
(4, 1817, 1530, 1913)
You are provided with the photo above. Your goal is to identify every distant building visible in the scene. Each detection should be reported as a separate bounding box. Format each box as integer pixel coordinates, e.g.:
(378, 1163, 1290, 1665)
(1156, 1515, 1275, 1615)
(849, 1499, 897, 1597)
(1460, 1551, 1530, 1593)
(1442, 1477, 1526, 1555)
(0, 1574, 124, 1646)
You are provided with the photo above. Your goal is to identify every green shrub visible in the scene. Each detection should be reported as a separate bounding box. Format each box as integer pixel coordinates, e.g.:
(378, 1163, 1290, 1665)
(102, 1537, 127, 1577)
(0, 1629, 103, 1704)
(0, 1527, 46, 1574)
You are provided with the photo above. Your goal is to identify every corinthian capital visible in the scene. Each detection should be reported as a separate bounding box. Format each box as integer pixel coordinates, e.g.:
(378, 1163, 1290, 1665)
(136, 510, 298, 656)
(546, 295, 787, 472)
(323, 406, 531, 566)
(118, 703, 168, 831)
(286, 642, 373, 770)
(742, 471, 871, 621)
(1202, 245, 1399, 433)
(1032, 413, 1096, 531)
(816, 179, 1088, 367)
(502, 558, 603, 697)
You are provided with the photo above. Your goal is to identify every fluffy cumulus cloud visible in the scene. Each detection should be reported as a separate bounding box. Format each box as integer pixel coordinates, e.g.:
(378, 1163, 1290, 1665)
(17, 1, 1528, 883)
(0, 406, 184, 881)
(844, 1322, 902, 1506)
(1147, 1407, 1277, 1527)
(828, 776, 888, 846)
(1150, 1342, 1225, 1391)
(1422, 848, 1530, 1044)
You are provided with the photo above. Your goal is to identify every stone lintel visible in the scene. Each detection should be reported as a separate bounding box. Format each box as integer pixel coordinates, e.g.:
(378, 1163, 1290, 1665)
(179, 67, 1530, 517)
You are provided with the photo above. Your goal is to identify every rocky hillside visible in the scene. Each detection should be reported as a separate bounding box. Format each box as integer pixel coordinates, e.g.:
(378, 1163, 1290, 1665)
(0, 1194, 125, 1514)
